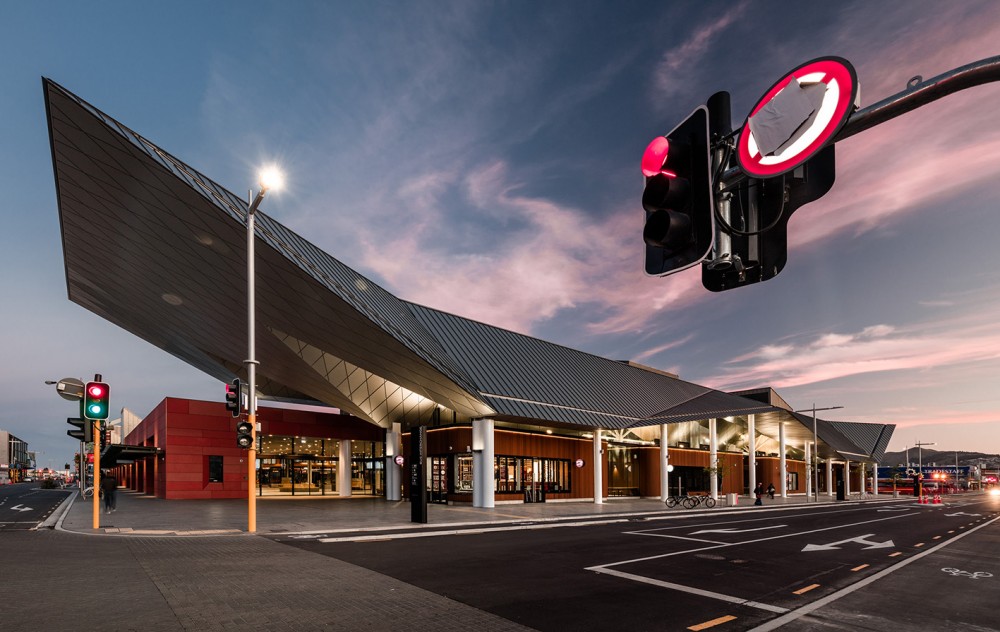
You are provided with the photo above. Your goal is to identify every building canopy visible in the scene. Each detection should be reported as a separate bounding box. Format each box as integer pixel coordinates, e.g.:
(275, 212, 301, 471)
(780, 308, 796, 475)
(44, 78, 892, 461)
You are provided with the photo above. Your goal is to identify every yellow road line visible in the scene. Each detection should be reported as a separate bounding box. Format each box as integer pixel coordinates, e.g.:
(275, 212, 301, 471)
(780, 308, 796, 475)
(851, 564, 869, 571)
(914, 542, 925, 547)
(889, 552, 903, 557)
(932, 535, 941, 540)
(793, 584, 821, 595)
(687, 615, 737, 630)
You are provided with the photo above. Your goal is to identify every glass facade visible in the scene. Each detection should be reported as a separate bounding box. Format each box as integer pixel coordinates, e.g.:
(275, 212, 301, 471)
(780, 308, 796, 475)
(256, 435, 384, 497)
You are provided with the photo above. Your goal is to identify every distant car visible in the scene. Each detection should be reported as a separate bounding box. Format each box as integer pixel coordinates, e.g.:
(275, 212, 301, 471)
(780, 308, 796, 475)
(23, 477, 34, 483)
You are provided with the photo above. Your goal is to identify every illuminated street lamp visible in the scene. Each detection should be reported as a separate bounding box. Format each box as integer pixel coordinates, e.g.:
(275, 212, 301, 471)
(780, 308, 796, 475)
(244, 164, 283, 534)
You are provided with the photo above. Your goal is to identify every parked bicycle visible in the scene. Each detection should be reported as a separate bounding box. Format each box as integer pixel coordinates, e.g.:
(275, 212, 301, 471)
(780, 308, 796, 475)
(665, 494, 717, 509)
(81, 486, 103, 500)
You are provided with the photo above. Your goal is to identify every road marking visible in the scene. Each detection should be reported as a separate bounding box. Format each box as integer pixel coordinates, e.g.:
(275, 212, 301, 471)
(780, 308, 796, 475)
(9, 505, 33, 513)
(793, 584, 820, 595)
(591, 567, 788, 614)
(932, 536, 941, 540)
(595, 511, 916, 570)
(625, 531, 729, 545)
(690, 525, 787, 535)
(748, 514, 1000, 632)
(802, 534, 894, 552)
(914, 542, 925, 547)
(688, 615, 737, 630)
(889, 552, 903, 557)
(851, 564, 869, 572)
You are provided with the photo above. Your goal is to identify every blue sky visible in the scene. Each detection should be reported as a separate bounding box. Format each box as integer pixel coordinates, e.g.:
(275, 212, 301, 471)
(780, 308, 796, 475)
(3, 1, 1000, 470)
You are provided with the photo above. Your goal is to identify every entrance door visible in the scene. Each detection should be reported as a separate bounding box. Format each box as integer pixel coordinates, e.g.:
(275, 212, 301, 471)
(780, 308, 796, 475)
(428, 456, 448, 504)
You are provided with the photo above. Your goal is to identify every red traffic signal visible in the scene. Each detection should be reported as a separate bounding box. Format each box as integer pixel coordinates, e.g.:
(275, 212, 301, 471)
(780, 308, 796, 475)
(642, 106, 714, 276)
(225, 379, 242, 418)
(84, 381, 110, 420)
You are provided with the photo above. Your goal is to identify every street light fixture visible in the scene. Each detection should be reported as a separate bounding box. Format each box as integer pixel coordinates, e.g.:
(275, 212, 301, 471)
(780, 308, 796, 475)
(794, 404, 843, 502)
(244, 164, 283, 534)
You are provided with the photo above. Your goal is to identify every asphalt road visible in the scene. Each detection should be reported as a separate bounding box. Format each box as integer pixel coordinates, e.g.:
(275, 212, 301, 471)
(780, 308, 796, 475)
(0, 482, 71, 531)
(273, 496, 1000, 631)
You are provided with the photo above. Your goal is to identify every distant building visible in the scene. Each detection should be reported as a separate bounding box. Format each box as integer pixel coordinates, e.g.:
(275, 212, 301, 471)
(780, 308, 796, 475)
(1, 430, 29, 484)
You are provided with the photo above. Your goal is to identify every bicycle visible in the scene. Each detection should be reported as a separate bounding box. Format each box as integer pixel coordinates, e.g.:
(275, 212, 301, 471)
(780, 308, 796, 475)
(81, 486, 103, 500)
(688, 494, 717, 509)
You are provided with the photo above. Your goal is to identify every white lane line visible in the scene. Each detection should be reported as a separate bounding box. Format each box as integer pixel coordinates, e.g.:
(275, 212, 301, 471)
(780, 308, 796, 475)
(622, 531, 730, 545)
(317, 518, 632, 542)
(747, 513, 1000, 631)
(591, 567, 789, 614)
(591, 511, 917, 570)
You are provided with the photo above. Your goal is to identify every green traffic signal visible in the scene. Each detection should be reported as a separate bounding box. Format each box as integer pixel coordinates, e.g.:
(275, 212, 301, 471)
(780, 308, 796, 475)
(83, 381, 110, 420)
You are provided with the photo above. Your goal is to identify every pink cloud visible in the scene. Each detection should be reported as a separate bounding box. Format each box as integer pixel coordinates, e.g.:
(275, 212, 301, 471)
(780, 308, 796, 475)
(704, 319, 1000, 391)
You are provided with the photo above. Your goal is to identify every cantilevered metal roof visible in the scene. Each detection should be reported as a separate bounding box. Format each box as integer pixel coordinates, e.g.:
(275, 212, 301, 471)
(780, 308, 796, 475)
(43, 78, 895, 454)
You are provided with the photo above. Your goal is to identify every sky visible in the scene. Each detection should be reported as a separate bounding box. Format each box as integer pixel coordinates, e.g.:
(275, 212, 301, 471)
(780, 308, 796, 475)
(3, 1, 1000, 471)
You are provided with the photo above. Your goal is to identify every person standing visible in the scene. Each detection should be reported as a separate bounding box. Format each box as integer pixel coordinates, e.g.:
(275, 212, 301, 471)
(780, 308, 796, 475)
(754, 482, 764, 505)
(766, 483, 775, 499)
(100, 471, 118, 514)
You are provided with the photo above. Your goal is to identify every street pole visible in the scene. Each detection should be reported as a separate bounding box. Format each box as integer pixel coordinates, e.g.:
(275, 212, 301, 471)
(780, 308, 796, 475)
(246, 189, 261, 534)
(244, 167, 282, 534)
(915, 440, 936, 500)
(795, 405, 842, 502)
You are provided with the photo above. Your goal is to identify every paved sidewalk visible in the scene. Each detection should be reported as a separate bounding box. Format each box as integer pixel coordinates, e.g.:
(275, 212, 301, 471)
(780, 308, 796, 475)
(54, 488, 893, 537)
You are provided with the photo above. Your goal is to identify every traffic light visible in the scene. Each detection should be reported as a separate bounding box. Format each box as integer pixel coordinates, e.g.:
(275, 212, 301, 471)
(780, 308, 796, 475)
(236, 420, 254, 449)
(225, 378, 241, 418)
(83, 381, 110, 420)
(701, 145, 836, 291)
(67, 417, 92, 442)
(642, 105, 714, 276)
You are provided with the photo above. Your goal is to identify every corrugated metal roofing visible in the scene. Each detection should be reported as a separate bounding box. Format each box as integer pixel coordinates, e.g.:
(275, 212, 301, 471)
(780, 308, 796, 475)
(637, 390, 779, 425)
(829, 420, 896, 461)
(408, 303, 720, 422)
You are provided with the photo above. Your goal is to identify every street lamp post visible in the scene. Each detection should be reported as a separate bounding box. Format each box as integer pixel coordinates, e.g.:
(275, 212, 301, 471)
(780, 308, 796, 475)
(795, 405, 843, 502)
(244, 166, 283, 534)
(914, 440, 936, 496)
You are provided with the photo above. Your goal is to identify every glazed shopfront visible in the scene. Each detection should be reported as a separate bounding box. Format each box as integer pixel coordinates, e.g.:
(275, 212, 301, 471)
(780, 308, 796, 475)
(256, 435, 385, 497)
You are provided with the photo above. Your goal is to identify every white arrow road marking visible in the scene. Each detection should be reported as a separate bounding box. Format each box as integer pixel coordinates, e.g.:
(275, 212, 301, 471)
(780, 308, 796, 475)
(945, 512, 982, 517)
(691, 525, 787, 535)
(10, 505, 33, 513)
(802, 533, 894, 552)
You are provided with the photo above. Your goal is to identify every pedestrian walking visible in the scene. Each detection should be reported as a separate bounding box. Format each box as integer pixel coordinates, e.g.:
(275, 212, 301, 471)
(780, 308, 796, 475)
(753, 482, 763, 505)
(100, 471, 118, 514)
(766, 483, 775, 499)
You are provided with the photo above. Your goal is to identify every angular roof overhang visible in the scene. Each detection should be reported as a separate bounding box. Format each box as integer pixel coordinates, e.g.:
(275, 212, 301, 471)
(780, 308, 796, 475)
(44, 78, 492, 429)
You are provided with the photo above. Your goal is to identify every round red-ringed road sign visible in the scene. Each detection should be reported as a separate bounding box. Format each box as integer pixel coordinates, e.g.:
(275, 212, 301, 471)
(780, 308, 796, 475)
(737, 56, 858, 178)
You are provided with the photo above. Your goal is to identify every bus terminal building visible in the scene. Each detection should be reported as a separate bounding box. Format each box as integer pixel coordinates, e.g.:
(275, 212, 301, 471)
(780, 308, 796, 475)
(45, 79, 893, 507)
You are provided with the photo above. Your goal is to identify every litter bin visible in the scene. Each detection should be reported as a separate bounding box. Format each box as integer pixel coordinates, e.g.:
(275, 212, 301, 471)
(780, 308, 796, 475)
(726, 493, 738, 506)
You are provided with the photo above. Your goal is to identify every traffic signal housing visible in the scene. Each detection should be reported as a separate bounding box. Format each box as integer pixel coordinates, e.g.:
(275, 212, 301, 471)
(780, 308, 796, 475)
(701, 145, 836, 291)
(236, 420, 254, 449)
(83, 381, 110, 420)
(225, 379, 242, 418)
(642, 105, 714, 276)
(67, 417, 92, 442)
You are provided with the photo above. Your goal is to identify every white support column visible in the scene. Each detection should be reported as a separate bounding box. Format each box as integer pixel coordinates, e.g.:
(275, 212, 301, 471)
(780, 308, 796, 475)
(660, 423, 670, 502)
(748, 415, 756, 497)
(709, 418, 719, 500)
(845, 460, 851, 496)
(827, 459, 834, 496)
(872, 462, 878, 497)
(805, 441, 812, 499)
(779, 422, 787, 498)
(385, 423, 401, 501)
(472, 418, 495, 508)
(593, 428, 603, 504)
(338, 439, 352, 497)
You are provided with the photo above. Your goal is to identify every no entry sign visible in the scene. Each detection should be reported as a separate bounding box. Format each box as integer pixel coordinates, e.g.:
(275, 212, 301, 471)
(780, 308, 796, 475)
(737, 56, 859, 178)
